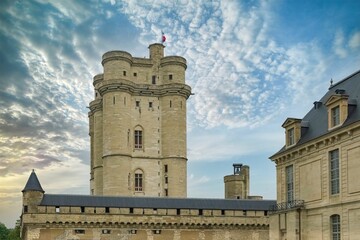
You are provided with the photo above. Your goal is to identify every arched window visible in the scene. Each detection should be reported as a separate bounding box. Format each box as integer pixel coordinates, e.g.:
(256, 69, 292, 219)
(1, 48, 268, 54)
(134, 169, 143, 192)
(134, 126, 143, 149)
(330, 214, 340, 240)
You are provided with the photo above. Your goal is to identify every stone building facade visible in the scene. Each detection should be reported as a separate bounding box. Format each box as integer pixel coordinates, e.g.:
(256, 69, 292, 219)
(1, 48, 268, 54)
(89, 43, 190, 198)
(20, 43, 275, 240)
(269, 70, 360, 240)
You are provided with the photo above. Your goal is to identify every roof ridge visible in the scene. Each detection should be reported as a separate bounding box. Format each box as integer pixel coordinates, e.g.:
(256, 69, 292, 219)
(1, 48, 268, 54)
(330, 69, 360, 89)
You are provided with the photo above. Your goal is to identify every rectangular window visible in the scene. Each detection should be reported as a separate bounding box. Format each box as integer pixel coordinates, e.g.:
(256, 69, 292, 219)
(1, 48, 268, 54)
(169, 74, 173, 80)
(102, 229, 111, 234)
(331, 106, 340, 127)
(123, 71, 126, 76)
(286, 165, 294, 203)
(165, 189, 168, 196)
(81, 206, 85, 213)
(330, 149, 340, 195)
(199, 209, 203, 215)
(331, 215, 341, 240)
(177, 209, 181, 215)
(164, 164, 168, 173)
(133, 72, 137, 77)
(75, 229, 85, 234)
(165, 176, 168, 184)
(24, 206, 28, 213)
(129, 208, 134, 214)
(135, 173, 143, 191)
(55, 206, 60, 213)
(149, 102, 153, 108)
(152, 75, 156, 84)
(134, 130, 142, 149)
(288, 128, 295, 146)
(135, 101, 140, 107)
(105, 207, 110, 213)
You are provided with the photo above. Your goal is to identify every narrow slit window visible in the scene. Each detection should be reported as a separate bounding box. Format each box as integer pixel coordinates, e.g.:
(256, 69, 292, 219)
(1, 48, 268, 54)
(152, 75, 156, 84)
(123, 71, 126, 76)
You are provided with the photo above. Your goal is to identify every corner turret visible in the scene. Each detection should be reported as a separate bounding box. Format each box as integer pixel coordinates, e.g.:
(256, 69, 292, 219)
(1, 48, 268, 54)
(22, 170, 44, 214)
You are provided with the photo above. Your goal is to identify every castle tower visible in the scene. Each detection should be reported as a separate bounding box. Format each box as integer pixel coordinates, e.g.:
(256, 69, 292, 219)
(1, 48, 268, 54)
(22, 170, 44, 214)
(89, 43, 191, 197)
(224, 164, 249, 199)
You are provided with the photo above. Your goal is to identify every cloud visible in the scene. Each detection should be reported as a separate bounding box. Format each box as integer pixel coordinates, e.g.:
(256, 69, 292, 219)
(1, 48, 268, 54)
(118, 0, 333, 129)
(349, 31, 360, 49)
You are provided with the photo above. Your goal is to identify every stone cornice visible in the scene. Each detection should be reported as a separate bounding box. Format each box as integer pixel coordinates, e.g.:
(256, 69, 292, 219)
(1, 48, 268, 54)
(97, 79, 192, 99)
(271, 121, 360, 165)
(22, 213, 269, 229)
(88, 99, 102, 116)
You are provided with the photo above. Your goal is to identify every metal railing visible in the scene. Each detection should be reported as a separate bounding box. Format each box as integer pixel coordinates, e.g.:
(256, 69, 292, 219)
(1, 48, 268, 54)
(269, 200, 305, 213)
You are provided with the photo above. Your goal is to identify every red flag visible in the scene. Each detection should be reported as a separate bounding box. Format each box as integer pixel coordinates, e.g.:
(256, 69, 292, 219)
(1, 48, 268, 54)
(162, 31, 166, 43)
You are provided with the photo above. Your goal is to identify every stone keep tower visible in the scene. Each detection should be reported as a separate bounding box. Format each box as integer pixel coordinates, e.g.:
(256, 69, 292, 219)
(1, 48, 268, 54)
(88, 43, 191, 198)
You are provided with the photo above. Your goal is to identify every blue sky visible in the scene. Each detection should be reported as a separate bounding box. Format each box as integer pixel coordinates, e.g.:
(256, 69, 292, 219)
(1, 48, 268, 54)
(0, 0, 359, 227)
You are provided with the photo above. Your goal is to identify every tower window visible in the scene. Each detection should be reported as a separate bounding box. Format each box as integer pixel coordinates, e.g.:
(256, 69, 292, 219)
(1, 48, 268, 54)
(129, 208, 134, 214)
(81, 206, 85, 213)
(105, 207, 110, 213)
(56, 206, 60, 213)
(169, 74, 173, 80)
(134, 130, 142, 149)
(24, 206, 28, 213)
(331, 214, 341, 240)
(133, 72, 137, 77)
(331, 106, 340, 127)
(165, 176, 168, 184)
(135, 169, 143, 191)
(152, 75, 156, 84)
(199, 209, 203, 216)
(136, 101, 140, 108)
(177, 209, 181, 215)
(170, 100, 172, 108)
(149, 102, 153, 108)
(165, 189, 168, 196)
(164, 164, 168, 173)
(123, 71, 126, 76)
(330, 149, 340, 195)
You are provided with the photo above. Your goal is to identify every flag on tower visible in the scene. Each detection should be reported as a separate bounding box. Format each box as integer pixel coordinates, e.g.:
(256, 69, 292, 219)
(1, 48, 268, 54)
(161, 31, 166, 43)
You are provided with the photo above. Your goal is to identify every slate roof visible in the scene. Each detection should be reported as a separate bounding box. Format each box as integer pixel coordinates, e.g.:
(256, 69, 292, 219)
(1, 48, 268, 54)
(40, 194, 275, 211)
(272, 69, 360, 157)
(22, 170, 44, 193)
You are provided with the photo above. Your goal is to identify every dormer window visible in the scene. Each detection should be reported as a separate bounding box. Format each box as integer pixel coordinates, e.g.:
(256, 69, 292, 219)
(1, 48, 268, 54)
(282, 118, 302, 148)
(331, 106, 340, 127)
(325, 92, 349, 130)
(288, 128, 295, 146)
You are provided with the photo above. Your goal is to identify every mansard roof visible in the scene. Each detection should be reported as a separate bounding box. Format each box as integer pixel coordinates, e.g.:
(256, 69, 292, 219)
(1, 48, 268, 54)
(272, 69, 360, 157)
(22, 170, 44, 193)
(40, 194, 275, 211)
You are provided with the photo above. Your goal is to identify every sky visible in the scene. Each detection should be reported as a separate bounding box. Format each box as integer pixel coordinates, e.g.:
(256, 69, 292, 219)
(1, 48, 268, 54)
(0, 0, 359, 228)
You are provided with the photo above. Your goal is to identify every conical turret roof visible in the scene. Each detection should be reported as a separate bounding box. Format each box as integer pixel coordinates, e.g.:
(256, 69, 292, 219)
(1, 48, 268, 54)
(22, 170, 44, 193)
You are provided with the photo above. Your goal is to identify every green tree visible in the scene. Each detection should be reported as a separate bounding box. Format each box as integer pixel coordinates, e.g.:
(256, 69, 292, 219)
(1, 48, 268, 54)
(0, 222, 10, 240)
(8, 225, 21, 240)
